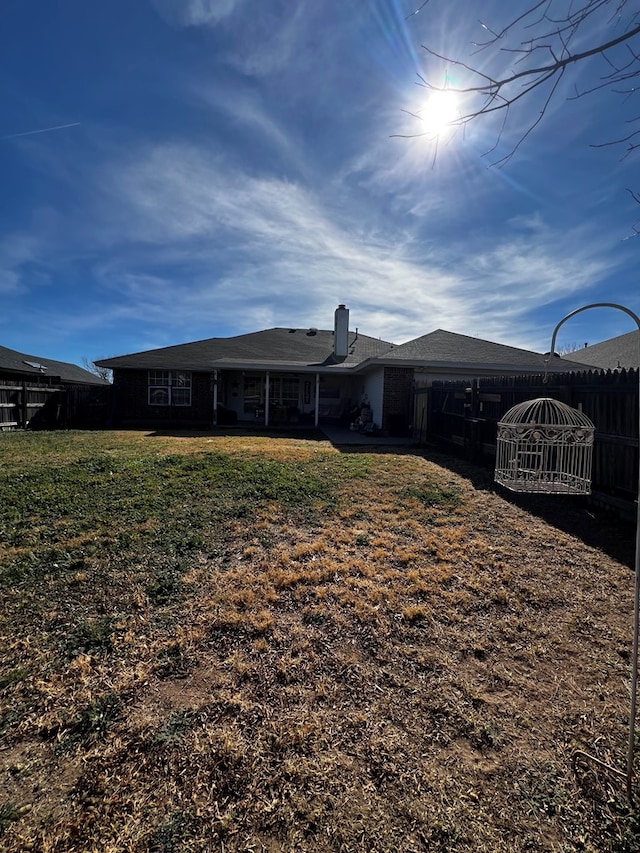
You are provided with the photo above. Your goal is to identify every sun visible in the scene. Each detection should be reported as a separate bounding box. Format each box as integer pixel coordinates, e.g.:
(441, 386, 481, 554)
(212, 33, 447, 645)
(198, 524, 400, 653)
(420, 89, 460, 136)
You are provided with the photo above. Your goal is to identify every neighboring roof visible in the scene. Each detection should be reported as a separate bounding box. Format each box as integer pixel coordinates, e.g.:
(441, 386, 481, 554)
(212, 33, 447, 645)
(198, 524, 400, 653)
(0, 345, 109, 385)
(565, 329, 639, 370)
(378, 329, 592, 373)
(96, 328, 395, 372)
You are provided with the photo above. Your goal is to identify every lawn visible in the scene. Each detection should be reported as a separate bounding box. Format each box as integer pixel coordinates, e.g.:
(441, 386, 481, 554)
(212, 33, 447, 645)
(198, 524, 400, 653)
(1, 429, 639, 852)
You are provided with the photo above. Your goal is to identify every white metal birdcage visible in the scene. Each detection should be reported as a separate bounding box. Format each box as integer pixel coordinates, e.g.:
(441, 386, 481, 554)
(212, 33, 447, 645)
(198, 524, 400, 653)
(494, 397, 595, 494)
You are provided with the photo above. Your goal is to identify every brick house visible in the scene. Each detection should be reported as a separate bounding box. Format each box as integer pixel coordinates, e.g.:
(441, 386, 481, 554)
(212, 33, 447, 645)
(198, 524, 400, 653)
(96, 306, 589, 435)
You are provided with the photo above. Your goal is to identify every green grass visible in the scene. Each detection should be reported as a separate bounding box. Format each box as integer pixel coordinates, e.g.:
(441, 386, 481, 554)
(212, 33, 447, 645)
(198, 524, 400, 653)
(0, 804, 21, 838)
(0, 429, 638, 852)
(399, 481, 462, 508)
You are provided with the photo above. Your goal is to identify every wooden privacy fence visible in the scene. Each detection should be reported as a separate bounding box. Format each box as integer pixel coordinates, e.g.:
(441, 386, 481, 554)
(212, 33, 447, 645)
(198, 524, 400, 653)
(0, 382, 111, 430)
(424, 369, 639, 517)
(0, 382, 62, 429)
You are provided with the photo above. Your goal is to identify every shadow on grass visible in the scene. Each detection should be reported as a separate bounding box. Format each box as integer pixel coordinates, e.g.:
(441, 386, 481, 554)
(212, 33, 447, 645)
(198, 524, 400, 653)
(146, 427, 634, 570)
(148, 426, 328, 442)
(416, 444, 636, 572)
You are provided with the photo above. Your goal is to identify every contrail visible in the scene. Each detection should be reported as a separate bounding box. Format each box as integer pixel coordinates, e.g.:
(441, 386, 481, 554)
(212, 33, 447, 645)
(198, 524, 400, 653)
(0, 122, 81, 141)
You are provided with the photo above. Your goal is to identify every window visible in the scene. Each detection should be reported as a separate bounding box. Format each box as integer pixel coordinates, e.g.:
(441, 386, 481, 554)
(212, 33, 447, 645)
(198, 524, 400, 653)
(319, 386, 340, 400)
(148, 370, 192, 406)
(242, 375, 301, 415)
(269, 376, 299, 409)
(243, 375, 263, 414)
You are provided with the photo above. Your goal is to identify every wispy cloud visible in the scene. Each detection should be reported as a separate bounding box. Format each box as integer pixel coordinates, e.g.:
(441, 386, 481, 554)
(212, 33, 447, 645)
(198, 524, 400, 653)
(193, 83, 308, 177)
(219, 3, 310, 78)
(150, 0, 242, 28)
(0, 233, 48, 297)
(78, 140, 617, 350)
(0, 127, 623, 355)
(154, 1, 350, 81)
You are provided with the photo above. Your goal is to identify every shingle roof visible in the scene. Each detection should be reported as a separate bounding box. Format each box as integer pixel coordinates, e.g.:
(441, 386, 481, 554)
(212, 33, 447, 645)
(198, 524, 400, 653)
(96, 328, 395, 372)
(96, 326, 599, 375)
(0, 345, 110, 385)
(379, 329, 591, 372)
(565, 329, 639, 370)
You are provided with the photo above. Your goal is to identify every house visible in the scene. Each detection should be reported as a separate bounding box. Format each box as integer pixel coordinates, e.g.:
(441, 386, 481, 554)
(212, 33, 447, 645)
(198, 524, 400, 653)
(0, 345, 109, 386)
(97, 306, 395, 430)
(95, 306, 589, 435)
(0, 344, 109, 429)
(565, 329, 639, 371)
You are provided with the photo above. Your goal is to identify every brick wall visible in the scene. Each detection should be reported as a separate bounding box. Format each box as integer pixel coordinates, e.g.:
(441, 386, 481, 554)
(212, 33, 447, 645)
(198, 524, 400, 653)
(382, 367, 414, 436)
(112, 369, 213, 426)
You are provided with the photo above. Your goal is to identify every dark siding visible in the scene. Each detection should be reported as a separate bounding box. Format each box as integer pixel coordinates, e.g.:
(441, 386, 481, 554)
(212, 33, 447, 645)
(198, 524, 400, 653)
(382, 367, 413, 436)
(111, 369, 213, 426)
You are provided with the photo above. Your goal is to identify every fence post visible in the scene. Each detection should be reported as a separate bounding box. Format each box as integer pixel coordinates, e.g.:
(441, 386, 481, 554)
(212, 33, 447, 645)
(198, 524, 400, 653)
(464, 381, 481, 461)
(20, 381, 28, 428)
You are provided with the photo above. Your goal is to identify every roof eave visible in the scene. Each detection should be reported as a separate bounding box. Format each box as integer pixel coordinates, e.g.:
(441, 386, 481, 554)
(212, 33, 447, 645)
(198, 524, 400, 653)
(376, 357, 587, 372)
(108, 359, 364, 373)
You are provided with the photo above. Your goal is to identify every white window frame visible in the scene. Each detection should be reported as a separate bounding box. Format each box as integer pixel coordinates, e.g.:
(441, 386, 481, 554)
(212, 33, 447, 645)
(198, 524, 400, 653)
(148, 370, 192, 406)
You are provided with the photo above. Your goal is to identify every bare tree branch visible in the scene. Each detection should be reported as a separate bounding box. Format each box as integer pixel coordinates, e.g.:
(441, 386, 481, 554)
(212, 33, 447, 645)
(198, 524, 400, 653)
(82, 358, 113, 383)
(399, 1, 640, 232)
(405, 1, 431, 21)
(405, 0, 640, 159)
(425, 23, 640, 107)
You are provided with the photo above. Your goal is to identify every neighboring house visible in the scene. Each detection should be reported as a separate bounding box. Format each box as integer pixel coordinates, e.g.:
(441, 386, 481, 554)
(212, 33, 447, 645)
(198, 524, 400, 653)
(95, 306, 591, 435)
(565, 329, 640, 371)
(0, 344, 109, 429)
(0, 345, 110, 386)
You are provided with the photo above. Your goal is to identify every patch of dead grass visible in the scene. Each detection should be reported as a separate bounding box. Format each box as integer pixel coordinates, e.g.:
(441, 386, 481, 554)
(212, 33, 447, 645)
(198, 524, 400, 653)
(1, 431, 639, 851)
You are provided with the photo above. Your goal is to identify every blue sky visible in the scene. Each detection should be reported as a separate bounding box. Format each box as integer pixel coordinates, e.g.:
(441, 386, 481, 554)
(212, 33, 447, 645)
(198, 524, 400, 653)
(2, 0, 639, 367)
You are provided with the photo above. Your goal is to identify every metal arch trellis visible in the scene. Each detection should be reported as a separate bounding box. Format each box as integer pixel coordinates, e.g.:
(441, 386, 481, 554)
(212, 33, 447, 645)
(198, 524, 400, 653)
(543, 303, 640, 800)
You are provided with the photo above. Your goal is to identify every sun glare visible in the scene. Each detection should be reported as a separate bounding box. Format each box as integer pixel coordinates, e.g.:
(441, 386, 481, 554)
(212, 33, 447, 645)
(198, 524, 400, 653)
(421, 89, 459, 136)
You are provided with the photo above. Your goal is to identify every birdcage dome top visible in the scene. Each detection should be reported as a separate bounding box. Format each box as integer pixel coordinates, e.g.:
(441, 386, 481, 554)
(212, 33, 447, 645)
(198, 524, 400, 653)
(498, 397, 595, 430)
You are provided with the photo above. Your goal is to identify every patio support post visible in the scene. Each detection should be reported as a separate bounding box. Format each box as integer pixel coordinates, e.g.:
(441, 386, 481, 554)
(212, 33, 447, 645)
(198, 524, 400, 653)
(212, 369, 218, 426)
(545, 302, 640, 799)
(265, 372, 270, 427)
(314, 373, 320, 427)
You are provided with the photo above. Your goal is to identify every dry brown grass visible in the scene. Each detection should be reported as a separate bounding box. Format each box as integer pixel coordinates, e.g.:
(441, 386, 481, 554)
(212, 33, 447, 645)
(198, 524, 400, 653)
(1, 429, 638, 851)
